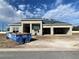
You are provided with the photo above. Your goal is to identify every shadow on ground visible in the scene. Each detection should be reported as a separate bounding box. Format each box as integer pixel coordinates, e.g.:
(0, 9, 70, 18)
(30, 38, 38, 42)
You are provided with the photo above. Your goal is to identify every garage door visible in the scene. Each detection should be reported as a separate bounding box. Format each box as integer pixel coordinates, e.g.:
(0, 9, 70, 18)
(43, 28, 51, 35)
(54, 28, 69, 34)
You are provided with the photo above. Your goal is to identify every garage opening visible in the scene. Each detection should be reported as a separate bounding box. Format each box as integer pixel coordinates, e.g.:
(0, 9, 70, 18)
(23, 24, 30, 33)
(43, 28, 51, 35)
(54, 28, 69, 34)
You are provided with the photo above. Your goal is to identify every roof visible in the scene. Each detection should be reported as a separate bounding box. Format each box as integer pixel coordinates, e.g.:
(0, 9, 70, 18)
(21, 18, 43, 21)
(9, 19, 72, 26)
(43, 23, 71, 26)
(9, 22, 21, 26)
(43, 20, 72, 26)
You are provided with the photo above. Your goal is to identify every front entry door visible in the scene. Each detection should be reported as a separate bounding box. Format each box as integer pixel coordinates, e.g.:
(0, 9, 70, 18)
(23, 24, 30, 33)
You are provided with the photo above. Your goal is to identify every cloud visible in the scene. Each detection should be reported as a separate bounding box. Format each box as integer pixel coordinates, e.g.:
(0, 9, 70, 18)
(25, 10, 34, 18)
(42, 4, 79, 25)
(33, 8, 45, 18)
(18, 4, 25, 11)
(0, 0, 16, 22)
(16, 10, 26, 19)
(35, 8, 41, 12)
(22, 8, 46, 18)
(0, 0, 46, 22)
(0, 0, 26, 23)
(72, 1, 79, 11)
(55, 0, 63, 6)
(42, 4, 47, 10)
(26, 4, 31, 10)
(11, 4, 46, 19)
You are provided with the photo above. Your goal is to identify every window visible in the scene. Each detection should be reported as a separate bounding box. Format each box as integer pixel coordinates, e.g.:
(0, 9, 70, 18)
(13, 27, 19, 33)
(16, 27, 19, 31)
(32, 24, 40, 31)
(13, 27, 15, 31)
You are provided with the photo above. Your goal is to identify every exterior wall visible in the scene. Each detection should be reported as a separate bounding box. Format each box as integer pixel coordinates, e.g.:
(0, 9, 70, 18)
(9, 26, 21, 32)
(43, 26, 52, 35)
(43, 25, 72, 36)
(72, 31, 79, 33)
(52, 26, 72, 36)
(21, 20, 42, 35)
(9, 20, 72, 36)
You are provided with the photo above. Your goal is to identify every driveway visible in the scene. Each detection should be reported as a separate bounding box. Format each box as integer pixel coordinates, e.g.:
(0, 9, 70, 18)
(19, 39, 79, 51)
(19, 34, 79, 51)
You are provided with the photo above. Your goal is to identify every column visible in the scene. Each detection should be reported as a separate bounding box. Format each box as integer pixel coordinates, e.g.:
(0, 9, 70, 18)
(30, 23, 32, 34)
(51, 27, 53, 35)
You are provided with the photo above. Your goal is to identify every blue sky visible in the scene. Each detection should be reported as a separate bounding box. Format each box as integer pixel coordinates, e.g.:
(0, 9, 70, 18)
(0, 0, 79, 30)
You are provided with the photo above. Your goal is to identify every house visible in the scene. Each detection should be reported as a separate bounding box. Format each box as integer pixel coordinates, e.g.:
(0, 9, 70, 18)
(9, 18, 72, 36)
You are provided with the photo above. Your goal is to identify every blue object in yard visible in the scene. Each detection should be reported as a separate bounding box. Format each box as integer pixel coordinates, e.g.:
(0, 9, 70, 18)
(22, 34, 32, 43)
(6, 32, 32, 44)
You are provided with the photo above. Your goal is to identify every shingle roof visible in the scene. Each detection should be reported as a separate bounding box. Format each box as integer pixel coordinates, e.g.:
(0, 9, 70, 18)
(9, 19, 72, 26)
(21, 18, 42, 21)
(9, 22, 21, 26)
(42, 20, 72, 26)
(13, 22, 21, 24)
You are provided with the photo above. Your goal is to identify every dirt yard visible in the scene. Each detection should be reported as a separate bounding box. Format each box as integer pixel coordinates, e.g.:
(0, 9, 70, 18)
(0, 33, 79, 50)
(20, 33, 79, 50)
(0, 34, 22, 48)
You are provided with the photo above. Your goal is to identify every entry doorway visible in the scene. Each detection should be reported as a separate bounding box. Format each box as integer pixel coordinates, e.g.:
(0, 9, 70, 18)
(23, 24, 30, 33)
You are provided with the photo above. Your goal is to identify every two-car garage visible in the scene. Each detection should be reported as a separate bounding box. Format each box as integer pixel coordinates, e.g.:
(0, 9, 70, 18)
(53, 28, 70, 34)
(43, 25, 72, 35)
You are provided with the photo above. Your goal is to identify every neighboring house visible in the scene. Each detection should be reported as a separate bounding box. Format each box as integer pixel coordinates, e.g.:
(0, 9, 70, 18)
(9, 18, 72, 36)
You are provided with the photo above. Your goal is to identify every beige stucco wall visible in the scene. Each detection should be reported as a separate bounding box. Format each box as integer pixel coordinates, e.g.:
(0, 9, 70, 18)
(43, 25, 53, 35)
(9, 26, 21, 32)
(53, 26, 72, 36)
(43, 25, 72, 36)
(10, 24, 72, 36)
(9, 19, 72, 36)
(21, 20, 42, 35)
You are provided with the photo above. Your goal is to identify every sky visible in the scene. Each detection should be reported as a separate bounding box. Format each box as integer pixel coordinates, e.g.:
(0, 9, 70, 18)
(0, 0, 79, 30)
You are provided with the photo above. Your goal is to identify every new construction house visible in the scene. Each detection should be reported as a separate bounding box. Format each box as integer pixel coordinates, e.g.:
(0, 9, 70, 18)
(9, 18, 72, 36)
